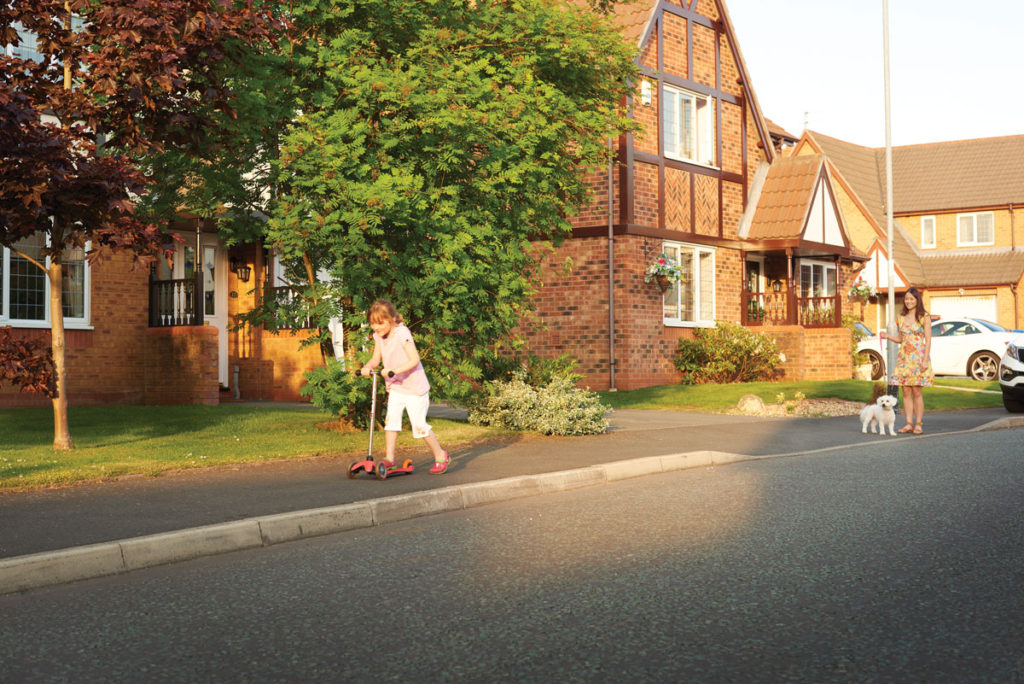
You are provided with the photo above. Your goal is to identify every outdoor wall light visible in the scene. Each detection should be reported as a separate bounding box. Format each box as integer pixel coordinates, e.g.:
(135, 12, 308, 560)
(640, 79, 652, 106)
(771, 278, 783, 292)
(230, 256, 252, 283)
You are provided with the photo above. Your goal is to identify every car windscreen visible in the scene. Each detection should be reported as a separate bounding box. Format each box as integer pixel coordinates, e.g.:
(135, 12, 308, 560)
(974, 319, 1006, 332)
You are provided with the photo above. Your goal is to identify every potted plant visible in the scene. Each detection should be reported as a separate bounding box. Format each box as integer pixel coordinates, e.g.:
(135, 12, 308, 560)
(644, 254, 683, 292)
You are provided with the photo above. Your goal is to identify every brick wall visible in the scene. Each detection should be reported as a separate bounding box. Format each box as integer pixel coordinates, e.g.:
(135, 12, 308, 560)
(143, 326, 219, 405)
(0, 252, 150, 408)
(764, 325, 854, 381)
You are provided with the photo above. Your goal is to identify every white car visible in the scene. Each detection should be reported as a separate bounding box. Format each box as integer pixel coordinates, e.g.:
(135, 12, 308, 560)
(999, 334, 1024, 412)
(856, 317, 1016, 382)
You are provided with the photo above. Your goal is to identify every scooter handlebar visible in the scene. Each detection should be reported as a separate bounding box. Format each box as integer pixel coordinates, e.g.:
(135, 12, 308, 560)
(354, 369, 395, 378)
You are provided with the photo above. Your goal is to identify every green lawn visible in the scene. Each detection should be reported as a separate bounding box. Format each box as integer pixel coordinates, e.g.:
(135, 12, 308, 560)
(1, 378, 1003, 491)
(0, 405, 501, 491)
(598, 378, 1003, 412)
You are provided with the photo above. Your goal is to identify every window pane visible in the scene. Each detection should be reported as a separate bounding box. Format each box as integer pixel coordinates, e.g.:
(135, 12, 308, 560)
(663, 91, 678, 157)
(61, 246, 86, 318)
(958, 215, 974, 243)
(825, 266, 836, 297)
(681, 93, 694, 160)
(10, 236, 47, 320)
(678, 251, 694, 321)
(921, 217, 935, 246)
(800, 264, 812, 297)
(698, 251, 714, 321)
(203, 246, 216, 316)
(977, 213, 994, 243)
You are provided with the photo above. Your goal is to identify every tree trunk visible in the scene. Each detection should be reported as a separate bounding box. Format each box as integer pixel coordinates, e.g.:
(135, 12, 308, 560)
(48, 257, 74, 450)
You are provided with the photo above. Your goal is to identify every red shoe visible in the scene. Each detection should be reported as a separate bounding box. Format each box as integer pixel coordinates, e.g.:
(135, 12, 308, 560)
(428, 452, 450, 475)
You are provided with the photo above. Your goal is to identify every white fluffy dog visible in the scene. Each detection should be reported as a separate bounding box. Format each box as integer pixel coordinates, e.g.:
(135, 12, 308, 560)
(860, 394, 898, 436)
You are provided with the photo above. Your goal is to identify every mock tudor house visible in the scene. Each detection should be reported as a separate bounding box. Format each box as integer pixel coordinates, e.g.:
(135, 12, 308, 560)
(794, 131, 1024, 335)
(518, 0, 862, 390)
(1, 0, 867, 408)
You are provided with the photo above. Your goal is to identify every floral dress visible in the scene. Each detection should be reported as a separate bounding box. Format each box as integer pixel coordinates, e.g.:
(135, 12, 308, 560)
(891, 316, 933, 386)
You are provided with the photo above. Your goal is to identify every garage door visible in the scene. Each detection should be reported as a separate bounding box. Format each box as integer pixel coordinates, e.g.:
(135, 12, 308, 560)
(929, 295, 997, 322)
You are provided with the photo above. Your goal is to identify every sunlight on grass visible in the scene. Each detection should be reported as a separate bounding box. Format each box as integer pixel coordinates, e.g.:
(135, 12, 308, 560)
(0, 405, 502, 491)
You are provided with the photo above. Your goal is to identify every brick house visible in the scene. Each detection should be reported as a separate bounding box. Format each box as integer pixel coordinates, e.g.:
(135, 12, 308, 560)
(795, 131, 1024, 335)
(1, 0, 865, 408)
(519, 0, 862, 390)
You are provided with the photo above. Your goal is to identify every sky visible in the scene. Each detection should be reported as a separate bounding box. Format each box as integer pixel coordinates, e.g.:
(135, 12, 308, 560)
(724, 0, 1024, 148)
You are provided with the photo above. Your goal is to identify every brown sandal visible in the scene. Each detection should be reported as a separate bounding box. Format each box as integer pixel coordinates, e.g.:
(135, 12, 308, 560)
(898, 424, 914, 434)
(913, 423, 923, 434)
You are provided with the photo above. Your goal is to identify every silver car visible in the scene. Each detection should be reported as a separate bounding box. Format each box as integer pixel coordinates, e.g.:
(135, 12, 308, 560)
(856, 317, 1015, 382)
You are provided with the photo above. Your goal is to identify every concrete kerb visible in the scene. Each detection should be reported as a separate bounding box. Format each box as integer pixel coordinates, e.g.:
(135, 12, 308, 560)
(1, 419, 1017, 595)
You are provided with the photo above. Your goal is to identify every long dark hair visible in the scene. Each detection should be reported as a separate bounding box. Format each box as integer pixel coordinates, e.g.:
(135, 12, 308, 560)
(900, 287, 927, 322)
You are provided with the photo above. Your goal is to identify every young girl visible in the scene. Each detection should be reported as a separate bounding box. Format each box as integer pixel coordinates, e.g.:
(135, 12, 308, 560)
(880, 287, 932, 434)
(360, 300, 450, 474)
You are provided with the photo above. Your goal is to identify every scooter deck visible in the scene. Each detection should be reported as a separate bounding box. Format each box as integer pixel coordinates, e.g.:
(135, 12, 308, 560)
(347, 458, 414, 480)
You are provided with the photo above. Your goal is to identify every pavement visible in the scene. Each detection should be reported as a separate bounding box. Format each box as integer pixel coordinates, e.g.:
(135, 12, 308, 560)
(1, 404, 1022, 595)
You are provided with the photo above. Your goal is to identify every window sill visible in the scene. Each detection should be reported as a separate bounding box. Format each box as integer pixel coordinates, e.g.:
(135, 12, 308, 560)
(1, 321, 94, 331)
(663, 153, 719, 171)
(663, 320, 715, 328)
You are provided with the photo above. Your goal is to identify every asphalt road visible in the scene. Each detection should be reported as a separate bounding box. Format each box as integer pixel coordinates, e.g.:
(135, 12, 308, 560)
(2, 428, 1022, 683)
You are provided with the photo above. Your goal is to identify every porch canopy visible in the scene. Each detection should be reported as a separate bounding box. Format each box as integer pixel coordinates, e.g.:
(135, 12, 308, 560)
(738, 155, 865, 327)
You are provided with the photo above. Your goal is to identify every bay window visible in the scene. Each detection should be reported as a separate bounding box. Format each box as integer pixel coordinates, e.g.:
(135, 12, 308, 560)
(661, 241, 715, 326)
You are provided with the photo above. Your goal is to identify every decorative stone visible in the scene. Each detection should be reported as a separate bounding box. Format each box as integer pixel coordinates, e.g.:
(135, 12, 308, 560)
(737, 393, 765, 415)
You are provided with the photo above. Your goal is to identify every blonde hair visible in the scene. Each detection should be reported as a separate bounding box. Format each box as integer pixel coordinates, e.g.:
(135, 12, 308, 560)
(368, 299, 402, 324)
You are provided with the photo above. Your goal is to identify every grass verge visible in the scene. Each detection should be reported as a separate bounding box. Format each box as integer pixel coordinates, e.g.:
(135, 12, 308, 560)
(598, 378, 1003, 412)
(0, 405, 502, 491)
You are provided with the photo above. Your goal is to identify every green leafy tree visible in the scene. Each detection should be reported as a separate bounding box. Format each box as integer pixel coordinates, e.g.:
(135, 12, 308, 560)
(227, 0, 639, 410)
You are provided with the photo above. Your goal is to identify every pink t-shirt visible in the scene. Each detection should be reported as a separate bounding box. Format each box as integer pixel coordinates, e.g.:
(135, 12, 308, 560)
(374, 324, 430, 396)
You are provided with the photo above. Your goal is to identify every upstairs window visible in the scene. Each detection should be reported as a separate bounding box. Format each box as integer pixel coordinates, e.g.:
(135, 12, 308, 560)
(920, 215, 936, 249)
(957, 212, 994, 246)
(662, 85, 715, 167)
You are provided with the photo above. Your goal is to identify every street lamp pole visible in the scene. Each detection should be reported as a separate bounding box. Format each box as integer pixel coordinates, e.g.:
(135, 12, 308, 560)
(883, 0, 899, 403)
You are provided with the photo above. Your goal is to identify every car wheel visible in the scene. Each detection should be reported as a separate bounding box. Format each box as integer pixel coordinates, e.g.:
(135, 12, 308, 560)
(967, 352, 1000, 382)
(863, 350, 885, 381)
(1003, 392, 1024, 413)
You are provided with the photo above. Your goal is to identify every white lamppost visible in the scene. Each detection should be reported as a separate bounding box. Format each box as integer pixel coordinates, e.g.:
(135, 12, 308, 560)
(883, 0, 899, 403)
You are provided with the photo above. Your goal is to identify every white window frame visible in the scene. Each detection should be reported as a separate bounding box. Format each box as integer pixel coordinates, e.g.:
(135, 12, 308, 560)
(956, 211, 995, 247)
(1, 241, 92, 330)
(660, 241, 716, 327)
(799, 259, 837, 298)
(920, 215, 936, 249)
(662, 85, 716, 168)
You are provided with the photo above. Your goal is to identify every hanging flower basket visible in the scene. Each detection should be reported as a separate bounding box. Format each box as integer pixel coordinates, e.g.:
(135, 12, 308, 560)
(644, 254, 683, 292)
(848, 276, 876, 302)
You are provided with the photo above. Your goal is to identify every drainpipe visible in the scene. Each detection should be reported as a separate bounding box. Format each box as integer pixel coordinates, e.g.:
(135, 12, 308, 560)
(607, 138, 617, 391)
(1010, 203, 1016, 250)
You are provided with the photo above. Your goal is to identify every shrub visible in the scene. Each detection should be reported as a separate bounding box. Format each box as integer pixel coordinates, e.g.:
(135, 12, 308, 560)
(673, 321, 781, 384)
(302, 361, 382, 429)
(468, 372, 609, 435)
(485, 353, 583, 387)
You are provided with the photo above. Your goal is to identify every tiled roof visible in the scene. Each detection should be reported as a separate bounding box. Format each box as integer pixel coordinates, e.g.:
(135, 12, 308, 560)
(607, 0, 658, 45)
(919, 249, 1024, 288)
(892, 136, 1024, 213)
(746, 155, 822, 240)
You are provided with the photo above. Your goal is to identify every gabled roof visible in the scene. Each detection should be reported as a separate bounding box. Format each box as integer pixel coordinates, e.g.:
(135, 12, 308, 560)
(798, 130, 1024, 289)
(741, 154, 856, 256)
(597, 0, 775, 163)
